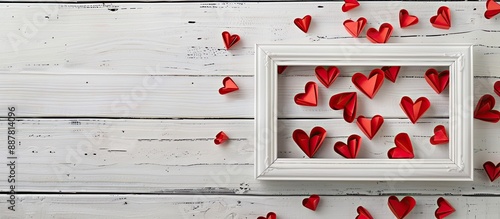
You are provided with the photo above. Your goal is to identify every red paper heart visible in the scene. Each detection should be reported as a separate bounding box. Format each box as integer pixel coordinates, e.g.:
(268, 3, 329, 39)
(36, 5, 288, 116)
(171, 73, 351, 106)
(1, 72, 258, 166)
(257, 212, 276, 219)
(485, 0, 500, 19)
(430, 6, 451, 30)
(343, 17, 367, 38)
(294, 81, 318, 106)
(334, 134, 362, 159)
(356, 115, 384, 140)
(302, 194, 320, 211)
(399, 9, 419, 28)
(425, 68, 450, 94)
(400, 96, 431, 124)
(483, 161, 500, 182)
(342, 0, 360, 12)
(278, 66, 287, 74)
(356, 206, 373, 219)
(430, 125, 449, 145)
(382, 66, 401, 83)
(366, 23, 393, 44)
(435, 197, 455, 219)
(222, 31, 240, 50)
(352, 69, 385, 99)
(388, 133, 414, 159)
(388, 196, 416, 219)
(474, 94, 500, 123)
(293, 126, 327, 158)
(329, 92, 357, 123)
(214, 131, 228, 145)
(219, 76, 239, 95)
(315, 66, 340, 88)
(294, 15, 312, 33)
(494, 81, 500, 97)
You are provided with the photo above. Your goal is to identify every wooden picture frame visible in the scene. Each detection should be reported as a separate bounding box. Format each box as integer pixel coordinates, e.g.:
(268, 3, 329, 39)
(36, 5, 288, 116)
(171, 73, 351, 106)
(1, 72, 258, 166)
(255, 44, 473, 181)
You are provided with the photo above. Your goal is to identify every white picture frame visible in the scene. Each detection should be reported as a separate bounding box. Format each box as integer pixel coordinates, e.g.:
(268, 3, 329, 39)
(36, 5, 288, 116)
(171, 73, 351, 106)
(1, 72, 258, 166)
(255, 44, 473, 181)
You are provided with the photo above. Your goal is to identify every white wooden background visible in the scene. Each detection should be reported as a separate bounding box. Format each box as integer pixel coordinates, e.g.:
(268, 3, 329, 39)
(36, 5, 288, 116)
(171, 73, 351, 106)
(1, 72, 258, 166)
(0, 1, 499, 218)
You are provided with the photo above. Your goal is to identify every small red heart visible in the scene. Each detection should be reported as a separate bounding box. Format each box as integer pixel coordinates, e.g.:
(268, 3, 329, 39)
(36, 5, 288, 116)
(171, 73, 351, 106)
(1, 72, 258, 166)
(381, 66, 401, 83)
(352, 68, 385, 99)
(257, 212, 276, 219)
(219, 76, 239, 95)
(315, 66, 340, 88)
(356, 115, 384, 140)
(474, 94, 500, 123)
(388, 196, 416, 219)
(293, 126, 327, 158)
(388, 133, 414, 159)
(356, 206, 373, 219)
(294, 81, 318, 106)
(302, 194, 320, 211)
(222, 31, 240, 50)
(400, 96, 431, 124)
(494, 81, 500, 97)
(366, 23, 393, 44)
(485, 0, 500, 19)
(278, 66, 287, 74)
(343, 17, 367, 38)
(294, 15, 312, 33)
(329, 92, 357, 123)
(483, 161, 500, 182)
(430, 6, 451, 30)
(342, 0, 360, 12)
(435, 197, 455, 219)
(334, 134, 362, 159)
(214, 131, 228, 145)
(425, 68, 450, 94)
(430, 125, 449, 145)
(399, 9, 419, 28)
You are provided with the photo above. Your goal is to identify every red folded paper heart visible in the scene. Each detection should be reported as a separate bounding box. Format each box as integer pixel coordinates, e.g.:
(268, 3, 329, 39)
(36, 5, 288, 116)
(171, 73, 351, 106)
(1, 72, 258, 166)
(366, 23, 393, 44)
(399, 9, 419, 28)
(425, 68, 450, 94)
(257, 212, 276, 219)
(294, 15, 312, 33)
(485, 0, 500, 19)
(494, 81, 500, 97)
(302, 194, 320, 211)
(294, 81, 318, 106)
(214, 131, 229, 145)
(315, 66, 340, 88)
(293, 126, 327, 158)
(342, 0, 360, 12)
(474, 94, 500, 123)
(219, 76, 239, 95)
(278, 66, 287, 74)
(435, 197, 455, 219)
(352, 68, 385, 99)
(355, 206, 373, 219)
(382, 66, 401, 83)
(329, 92, 357, 123)
(357, 115, 384, 140)
(400, 96, 431, 124)
(343, 17, 367, 38)
(430, 6, 451, 30)
(388, 133, 414, 159)
(430, 125, 449, 145)
(483, 161, 500, 182)
(334, 134, 362, 159)
(222, 31, 240, 50)
(388, 196, 416, 219)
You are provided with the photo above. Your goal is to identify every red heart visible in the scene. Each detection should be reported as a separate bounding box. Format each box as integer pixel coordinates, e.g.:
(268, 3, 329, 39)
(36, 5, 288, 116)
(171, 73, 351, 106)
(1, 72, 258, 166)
(388, 133, 414, 159)
(214, 131, 228, 145)
(294, 15, 312, 33)
(435, 197, 455, 219)
(494, 81, 500, 97)
(400, 96, 431, 124)
(315, 66, 340, 88)
(474, 94, 500, 123)
(388, 196, 416, 219)
(219, 76, 239, 95)
(352, 68, 385, 99)
(278, 66, 287, 74)
(366, 23, 393, 44)
(430, 125, 449, 145)
(342, 0, 360, 12)
(485, 0, 500, 19)
(355, 206, 373, 219)
(343, 17, 367, 38)
(381, 66, 401, 83)
(302, 194, 320, 211)
(425, 68, 449, 94)
(257, 212, 276, 219)
(483, 161, 500, 182)
(222, 31, 240, 50)
(293, 126, 327, 158)
(334, 134, 362, 159)
(430, 6, 451, 30)
(356, 115, 384, 140)
(329, 92, 357, 123)
(294, 81, 318, 106)
(399, 9, 419, 28)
